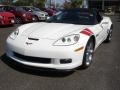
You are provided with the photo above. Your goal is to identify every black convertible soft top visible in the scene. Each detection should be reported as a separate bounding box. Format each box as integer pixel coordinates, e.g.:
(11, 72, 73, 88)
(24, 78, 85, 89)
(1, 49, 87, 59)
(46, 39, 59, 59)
(62, 8, 98, 15)
(47, 8, 100, 25)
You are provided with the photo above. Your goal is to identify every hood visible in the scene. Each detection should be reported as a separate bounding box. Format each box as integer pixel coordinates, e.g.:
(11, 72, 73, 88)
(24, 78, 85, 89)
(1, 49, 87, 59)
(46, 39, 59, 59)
(40, 11, 48, 15)
(0, 12, 14, 17)
(21, 22, 89, 40)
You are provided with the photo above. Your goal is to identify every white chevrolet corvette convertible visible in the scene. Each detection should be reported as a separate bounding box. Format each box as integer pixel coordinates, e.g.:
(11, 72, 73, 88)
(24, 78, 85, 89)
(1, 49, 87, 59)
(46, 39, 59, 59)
(6, 8, 113, 70)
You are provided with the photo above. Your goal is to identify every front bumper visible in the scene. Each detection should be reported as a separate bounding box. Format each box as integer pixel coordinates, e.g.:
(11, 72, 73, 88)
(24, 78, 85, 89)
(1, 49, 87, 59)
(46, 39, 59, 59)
(0, 18, 15, 25)
(6, 37, 85, 70)
(38, 16, 48, 20)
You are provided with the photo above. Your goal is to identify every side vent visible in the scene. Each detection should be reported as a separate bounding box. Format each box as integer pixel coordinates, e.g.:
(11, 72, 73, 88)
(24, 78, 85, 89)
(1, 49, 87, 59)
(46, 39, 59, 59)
(28, 38, 39, 41)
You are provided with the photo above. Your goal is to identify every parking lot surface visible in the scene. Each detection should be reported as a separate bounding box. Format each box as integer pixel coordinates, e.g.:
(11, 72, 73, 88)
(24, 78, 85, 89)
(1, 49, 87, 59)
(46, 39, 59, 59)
(0, 16, 120, 90)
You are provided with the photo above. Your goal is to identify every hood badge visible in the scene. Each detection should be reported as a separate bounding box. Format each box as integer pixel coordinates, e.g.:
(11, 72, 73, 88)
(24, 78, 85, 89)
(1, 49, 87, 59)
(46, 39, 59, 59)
(26, 42, 33, 45)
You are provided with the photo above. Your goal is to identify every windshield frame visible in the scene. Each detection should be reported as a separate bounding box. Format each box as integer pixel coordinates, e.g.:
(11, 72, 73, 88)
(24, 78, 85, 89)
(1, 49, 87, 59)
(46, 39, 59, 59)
(31, 7, 41, 11)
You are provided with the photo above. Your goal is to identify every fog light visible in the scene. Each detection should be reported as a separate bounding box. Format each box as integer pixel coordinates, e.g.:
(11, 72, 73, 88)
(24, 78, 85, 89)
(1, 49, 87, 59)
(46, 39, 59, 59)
(60, 59, 72, 64)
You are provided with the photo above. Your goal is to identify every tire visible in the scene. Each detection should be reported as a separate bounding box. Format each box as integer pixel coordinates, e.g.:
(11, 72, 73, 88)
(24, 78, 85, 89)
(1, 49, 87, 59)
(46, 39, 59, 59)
(81, 39, 94, 69)
(15, 17, 22, 24)
(104, 26, 113, 43)
(32, 16, 38, 22)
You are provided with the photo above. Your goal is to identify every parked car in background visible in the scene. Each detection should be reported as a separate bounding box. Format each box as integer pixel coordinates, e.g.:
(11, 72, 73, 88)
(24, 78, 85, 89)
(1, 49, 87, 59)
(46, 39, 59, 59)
(0, 6, 15, 26)
(43, 8, 56, 16)
(6, 8, 113, 70)
(20, 6, 48, 21)
(1, 5, 34, 24)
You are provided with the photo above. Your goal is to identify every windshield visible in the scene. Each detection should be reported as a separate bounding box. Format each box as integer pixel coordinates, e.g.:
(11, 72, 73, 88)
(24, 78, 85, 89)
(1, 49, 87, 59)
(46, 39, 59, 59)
(31, 7, 41, 11)
(15, 7, 26, 12)
(22, 7, 31, 11)
(0, 7, 4, 12)
(47, 10, 96, 25)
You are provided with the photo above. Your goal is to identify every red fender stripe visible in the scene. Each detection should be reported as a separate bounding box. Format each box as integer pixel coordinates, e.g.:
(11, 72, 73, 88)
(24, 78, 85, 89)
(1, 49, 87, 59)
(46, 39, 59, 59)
(84, 28, 93, 34)
(80, 28, 93, 36)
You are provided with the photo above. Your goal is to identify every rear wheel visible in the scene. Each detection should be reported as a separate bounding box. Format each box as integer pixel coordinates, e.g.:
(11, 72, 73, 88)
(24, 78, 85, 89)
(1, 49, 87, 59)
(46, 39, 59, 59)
(81, 39, 94, 69)
(104, 26, 113, 42)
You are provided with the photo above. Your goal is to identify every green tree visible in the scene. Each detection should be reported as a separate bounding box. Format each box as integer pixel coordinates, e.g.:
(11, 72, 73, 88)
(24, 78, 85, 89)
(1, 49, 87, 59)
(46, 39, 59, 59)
(34, 0, 45, 8)
(1, 0, 13, 5)
(63, 0, 82, 9)
(63, 0, 71, 9)
(13, 0, 34, 6)
(13, 0, 45, 8)
(71, 0, 82, 8)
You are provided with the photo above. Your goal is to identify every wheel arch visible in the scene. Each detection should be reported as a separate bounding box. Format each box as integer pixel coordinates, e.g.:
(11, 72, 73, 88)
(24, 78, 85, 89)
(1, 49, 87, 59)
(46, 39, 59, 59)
(34, 15, 39, 18)
(89, 35, 96, 50)
(80, 35, 96, 69)
(111, 24, 113, 29)
(108, 21, 113, 30)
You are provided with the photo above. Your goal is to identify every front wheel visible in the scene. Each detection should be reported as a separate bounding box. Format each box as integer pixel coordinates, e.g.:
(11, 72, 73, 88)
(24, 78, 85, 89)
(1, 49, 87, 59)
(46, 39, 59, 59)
(32, 16, 39, 22)
(81, 39, 94, 69)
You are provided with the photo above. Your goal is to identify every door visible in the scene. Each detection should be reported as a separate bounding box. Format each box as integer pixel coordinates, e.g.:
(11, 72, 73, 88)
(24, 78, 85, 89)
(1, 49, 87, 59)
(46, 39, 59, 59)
(94, 11, 107, 47)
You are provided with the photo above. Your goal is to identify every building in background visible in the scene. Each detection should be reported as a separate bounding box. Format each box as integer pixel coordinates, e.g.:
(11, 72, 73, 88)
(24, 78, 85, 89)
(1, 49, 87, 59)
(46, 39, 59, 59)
(89, 0, 120, 12)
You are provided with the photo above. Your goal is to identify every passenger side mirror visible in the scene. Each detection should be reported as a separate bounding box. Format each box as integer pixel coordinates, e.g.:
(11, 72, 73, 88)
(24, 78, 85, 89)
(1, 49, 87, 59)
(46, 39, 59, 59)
(100, 21, 108, 29)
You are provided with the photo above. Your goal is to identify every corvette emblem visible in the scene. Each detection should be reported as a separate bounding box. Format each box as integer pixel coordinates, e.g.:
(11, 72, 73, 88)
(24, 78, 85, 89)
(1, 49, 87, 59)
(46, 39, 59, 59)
(26, 42, 33, 45)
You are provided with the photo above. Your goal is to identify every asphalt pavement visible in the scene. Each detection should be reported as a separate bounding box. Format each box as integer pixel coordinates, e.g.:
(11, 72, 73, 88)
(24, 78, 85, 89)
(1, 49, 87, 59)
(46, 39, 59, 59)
(0, 16, 120, 90)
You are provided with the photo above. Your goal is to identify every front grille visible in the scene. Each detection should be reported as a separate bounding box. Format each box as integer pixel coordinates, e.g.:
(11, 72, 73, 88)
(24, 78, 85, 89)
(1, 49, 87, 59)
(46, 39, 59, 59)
(13, 52, 51, 64)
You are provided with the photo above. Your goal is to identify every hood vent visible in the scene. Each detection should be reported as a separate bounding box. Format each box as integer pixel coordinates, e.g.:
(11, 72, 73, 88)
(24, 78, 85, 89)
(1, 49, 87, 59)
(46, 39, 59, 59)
(28, 38, 39, 41)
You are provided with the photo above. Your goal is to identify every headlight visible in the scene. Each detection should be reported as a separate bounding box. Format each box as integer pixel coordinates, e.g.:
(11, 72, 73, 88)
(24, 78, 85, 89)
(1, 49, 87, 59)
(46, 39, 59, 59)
(0, 15, 3, 19)
(23, 14, 26, 17)
(53, 34, 80, 46)
(40, 13, 45, 16)
(9, 28, 19, 40)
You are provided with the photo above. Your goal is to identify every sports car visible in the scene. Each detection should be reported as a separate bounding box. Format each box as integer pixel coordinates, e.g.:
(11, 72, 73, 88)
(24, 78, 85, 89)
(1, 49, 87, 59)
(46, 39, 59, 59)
(1, 5, 34, 24)
(20, 6, 48, 21)
(0, 6, 15, 26)
(6, 8, 113, 70)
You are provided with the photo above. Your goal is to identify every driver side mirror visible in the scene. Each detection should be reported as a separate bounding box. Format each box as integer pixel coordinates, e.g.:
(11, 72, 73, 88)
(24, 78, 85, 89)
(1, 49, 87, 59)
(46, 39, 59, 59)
(100, 21, 108, 29)
(100, 22, 104, 28)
